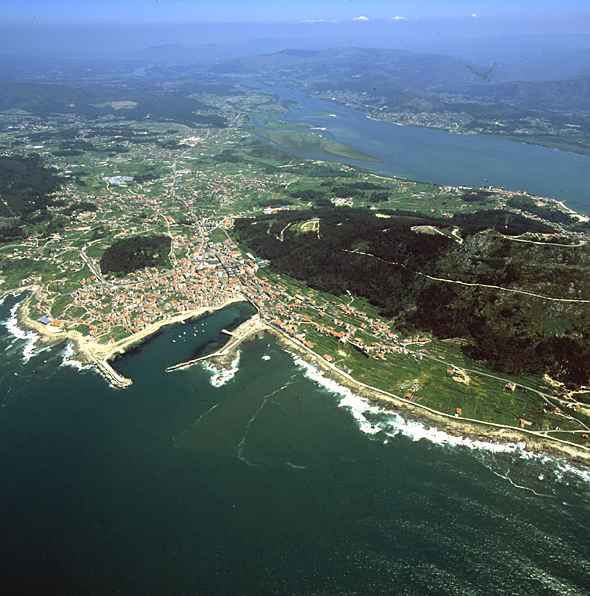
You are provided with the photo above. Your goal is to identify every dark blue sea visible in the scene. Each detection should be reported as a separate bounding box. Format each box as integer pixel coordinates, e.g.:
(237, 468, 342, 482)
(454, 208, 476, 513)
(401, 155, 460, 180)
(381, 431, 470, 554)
(1, 295, 589, 595)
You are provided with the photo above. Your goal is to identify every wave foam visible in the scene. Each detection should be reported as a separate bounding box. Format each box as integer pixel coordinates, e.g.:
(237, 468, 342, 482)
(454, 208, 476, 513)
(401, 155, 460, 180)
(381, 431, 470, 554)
(204, 351, 241, 388)
(293, 355, 525, 450)
(292, 355, 590, 483)
(60, 342, 93, 371)
(3, 302, 40, 364)
(554, 462, 590, 484)
(285, 461, 308, 470)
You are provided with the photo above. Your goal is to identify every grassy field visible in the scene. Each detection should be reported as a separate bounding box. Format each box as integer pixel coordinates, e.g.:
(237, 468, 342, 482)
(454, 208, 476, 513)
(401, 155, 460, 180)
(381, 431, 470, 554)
(257, 268, 589, 442)
(264, 129, 378, 162)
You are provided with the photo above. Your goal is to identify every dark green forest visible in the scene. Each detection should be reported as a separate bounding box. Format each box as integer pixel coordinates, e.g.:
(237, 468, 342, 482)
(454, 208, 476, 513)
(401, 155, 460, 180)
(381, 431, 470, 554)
(235, 208, 590, 385)
(100, 235, 171, 276)
(0, 81, 228, 129)
(0, 155, 63, 219)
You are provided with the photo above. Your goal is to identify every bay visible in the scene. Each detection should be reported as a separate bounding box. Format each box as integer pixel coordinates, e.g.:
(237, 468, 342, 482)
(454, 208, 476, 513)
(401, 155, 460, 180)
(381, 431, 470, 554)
(1, 295, 589, 595)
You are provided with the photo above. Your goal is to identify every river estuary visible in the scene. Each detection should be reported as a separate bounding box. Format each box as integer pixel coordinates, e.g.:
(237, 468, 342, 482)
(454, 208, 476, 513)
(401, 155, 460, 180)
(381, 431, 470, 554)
(255, 85, 590, 214)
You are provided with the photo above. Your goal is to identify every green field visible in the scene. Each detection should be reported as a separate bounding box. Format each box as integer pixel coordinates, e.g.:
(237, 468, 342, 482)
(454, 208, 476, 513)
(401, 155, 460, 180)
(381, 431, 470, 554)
(264, 129, 378, 162)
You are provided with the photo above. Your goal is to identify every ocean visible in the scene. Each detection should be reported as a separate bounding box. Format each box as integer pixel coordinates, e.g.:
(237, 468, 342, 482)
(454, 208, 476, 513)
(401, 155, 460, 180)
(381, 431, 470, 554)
(1, 294, 589, 595)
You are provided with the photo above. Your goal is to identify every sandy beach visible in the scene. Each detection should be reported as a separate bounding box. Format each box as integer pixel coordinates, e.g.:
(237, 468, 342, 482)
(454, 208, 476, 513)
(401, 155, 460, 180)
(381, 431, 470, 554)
(15, 286, 245, 388)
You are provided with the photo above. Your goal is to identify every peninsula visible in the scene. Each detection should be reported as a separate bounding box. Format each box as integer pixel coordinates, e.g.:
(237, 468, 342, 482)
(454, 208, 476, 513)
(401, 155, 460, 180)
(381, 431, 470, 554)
(1, 76, 590, 462)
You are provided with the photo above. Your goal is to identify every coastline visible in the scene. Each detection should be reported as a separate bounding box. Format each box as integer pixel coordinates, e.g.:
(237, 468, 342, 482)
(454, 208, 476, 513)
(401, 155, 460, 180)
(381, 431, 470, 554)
(6, 285, 590, 462)
(264, 323, 590, 465)
(4, 153, 590, 457)
(13, 286, 245, 389)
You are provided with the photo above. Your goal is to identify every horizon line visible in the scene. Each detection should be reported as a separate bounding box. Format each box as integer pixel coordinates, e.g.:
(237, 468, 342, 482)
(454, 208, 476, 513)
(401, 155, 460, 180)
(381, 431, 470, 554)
(3, 13, 590, 27)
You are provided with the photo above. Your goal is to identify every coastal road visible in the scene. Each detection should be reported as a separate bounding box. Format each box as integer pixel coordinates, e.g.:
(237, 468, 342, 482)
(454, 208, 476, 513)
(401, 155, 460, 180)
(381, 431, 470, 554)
(268, 322, 590, 453)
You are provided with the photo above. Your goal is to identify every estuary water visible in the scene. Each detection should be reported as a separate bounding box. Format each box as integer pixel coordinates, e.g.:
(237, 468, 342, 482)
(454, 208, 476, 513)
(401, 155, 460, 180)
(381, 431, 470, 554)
(257, 85, 590, 214)
(1, 295, 590, 595)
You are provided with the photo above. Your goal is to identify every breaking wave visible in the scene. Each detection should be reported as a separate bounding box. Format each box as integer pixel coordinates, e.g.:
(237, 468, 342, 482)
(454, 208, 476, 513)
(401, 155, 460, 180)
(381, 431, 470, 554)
(204, 351, 241, 388)
(285, 461, 308, 470)
(292, 355, 590, 484)
(60, 342, 93, 371)
(3, 302, 40, 364)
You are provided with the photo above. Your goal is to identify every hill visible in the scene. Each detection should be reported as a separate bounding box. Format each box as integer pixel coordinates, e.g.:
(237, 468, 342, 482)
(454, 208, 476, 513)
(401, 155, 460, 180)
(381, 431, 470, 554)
(213, 47, 479, 90)
(466, 76, 590, 112)
(235, 208, 590, 386)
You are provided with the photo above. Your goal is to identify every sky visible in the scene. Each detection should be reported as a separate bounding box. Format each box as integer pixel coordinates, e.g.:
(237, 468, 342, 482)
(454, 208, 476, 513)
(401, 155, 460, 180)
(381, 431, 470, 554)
(3, 0, 590, 24)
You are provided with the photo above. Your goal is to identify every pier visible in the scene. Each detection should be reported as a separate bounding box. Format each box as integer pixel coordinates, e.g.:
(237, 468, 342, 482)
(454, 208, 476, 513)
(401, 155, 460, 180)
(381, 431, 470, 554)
(166, 315, 265, 373)
(96, 359, 133, 389)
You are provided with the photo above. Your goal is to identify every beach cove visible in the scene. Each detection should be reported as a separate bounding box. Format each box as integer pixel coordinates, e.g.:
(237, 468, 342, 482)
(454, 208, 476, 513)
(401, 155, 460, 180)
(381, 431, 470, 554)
(7, 283, 590, 464)
(1, 293, 590, 594)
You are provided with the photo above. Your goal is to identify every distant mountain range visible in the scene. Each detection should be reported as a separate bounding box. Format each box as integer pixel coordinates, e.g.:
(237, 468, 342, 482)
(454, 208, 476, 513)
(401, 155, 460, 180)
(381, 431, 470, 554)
(212, 47, 480, 91)
(214, 46, 590, 113)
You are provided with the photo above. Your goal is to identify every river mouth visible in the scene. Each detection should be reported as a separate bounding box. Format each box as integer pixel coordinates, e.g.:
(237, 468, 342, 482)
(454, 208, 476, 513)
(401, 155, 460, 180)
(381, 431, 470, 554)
(250, 83, 590, 214)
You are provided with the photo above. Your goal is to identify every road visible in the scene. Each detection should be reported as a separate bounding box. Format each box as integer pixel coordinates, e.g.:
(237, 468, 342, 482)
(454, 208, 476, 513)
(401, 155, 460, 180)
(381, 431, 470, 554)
(344, 249, 590, 304)
(80, 244, 105, 283)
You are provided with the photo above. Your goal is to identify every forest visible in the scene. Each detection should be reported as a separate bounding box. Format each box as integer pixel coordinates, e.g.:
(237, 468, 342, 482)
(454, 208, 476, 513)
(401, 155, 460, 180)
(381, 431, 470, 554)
(0, 155, 63, 219)
(100, 235, 171, 276)
(0, 81, 228, 129)
(235, 207, 590, 386)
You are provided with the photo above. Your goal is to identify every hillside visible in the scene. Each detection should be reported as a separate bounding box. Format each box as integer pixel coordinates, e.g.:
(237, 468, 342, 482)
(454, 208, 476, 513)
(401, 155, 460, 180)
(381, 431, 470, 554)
(235, 208, 590, 386)
(213, 47, 479, 90)
(466, 76, 590, 112)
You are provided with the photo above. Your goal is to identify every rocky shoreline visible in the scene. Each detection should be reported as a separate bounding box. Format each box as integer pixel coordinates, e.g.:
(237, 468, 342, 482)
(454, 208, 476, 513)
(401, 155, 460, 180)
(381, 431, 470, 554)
(6, 287, 590, 464)
(265, 323, 590, 466)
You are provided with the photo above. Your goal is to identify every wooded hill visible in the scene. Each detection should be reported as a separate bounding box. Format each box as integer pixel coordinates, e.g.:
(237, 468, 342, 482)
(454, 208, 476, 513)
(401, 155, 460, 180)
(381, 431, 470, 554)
(235, 208, 590, 386)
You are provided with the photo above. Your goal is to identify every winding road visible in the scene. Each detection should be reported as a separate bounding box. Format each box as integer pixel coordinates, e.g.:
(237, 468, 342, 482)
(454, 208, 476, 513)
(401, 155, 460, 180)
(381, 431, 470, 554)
(343, 249, 590, 304)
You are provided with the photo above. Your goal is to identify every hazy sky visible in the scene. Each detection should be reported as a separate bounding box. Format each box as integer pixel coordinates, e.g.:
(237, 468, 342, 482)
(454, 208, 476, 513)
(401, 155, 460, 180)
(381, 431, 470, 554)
(3, 0, 589, 23)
